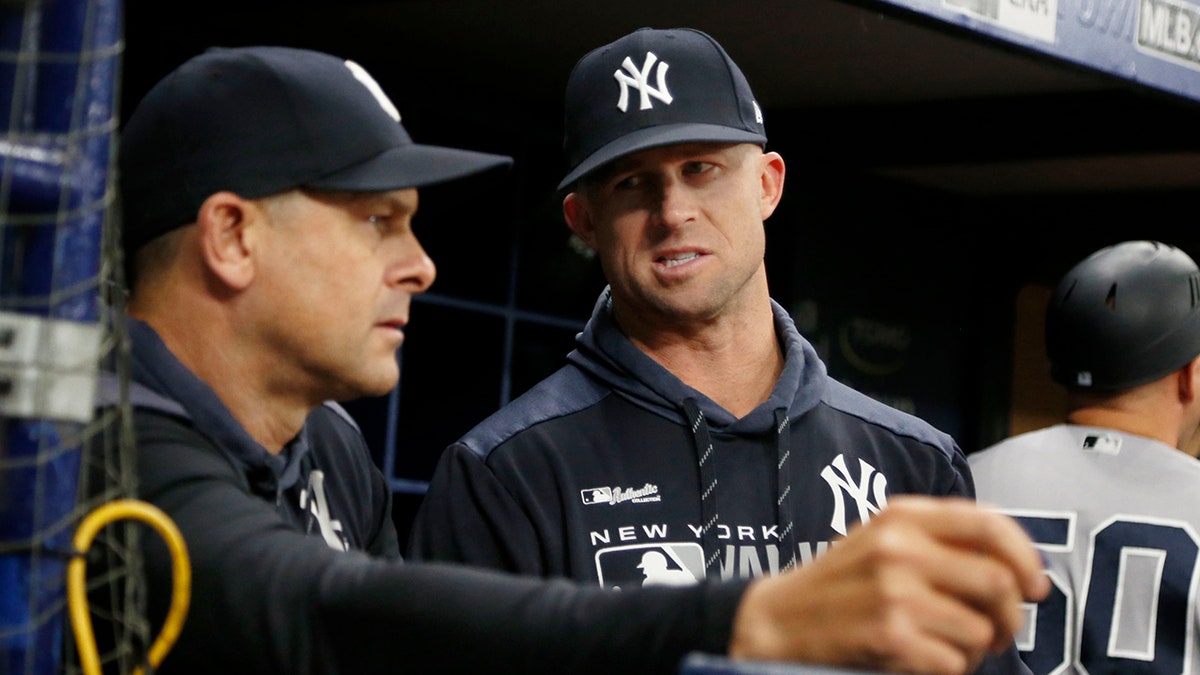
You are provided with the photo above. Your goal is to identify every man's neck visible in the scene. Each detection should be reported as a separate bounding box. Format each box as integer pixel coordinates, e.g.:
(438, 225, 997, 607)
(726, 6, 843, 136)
(132, 308, 310, 454)
(626, 300, 784, 419)
(1067, 403, 1181, 451)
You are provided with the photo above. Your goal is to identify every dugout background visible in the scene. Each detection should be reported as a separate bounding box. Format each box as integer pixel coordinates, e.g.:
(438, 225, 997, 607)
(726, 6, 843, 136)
(119, 0, 1200, 547)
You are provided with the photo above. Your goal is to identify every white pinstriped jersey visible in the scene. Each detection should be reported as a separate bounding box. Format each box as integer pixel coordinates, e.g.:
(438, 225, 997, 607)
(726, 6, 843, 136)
(970, 424, 1200, 675)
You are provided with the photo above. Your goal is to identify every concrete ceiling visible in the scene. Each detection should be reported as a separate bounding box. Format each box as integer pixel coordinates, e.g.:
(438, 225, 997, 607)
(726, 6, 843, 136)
(121, 0, 1200, 197)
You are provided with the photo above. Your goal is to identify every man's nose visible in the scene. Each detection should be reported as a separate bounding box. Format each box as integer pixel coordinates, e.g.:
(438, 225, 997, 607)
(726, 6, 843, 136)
(655, 179, 696, 228)
(386, 237, 437, 293)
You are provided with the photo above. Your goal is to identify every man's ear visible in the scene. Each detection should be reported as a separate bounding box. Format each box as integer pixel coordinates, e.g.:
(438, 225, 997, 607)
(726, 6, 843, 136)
(1180, 355, 1200, 403)
(195, 191, 258, 290)
(563, 191, 597, 251)
(759, 151, 785, 220)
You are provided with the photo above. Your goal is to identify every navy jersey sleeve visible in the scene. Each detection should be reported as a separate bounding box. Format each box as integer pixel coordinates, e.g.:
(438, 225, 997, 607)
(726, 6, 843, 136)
(319, 559, 747, 673)
(406, 441, 544, 573)
(126, 413, 746, 674)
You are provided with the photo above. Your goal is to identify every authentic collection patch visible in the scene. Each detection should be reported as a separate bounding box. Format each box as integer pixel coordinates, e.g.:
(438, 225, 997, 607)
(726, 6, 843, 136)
(581, 483, 662, 505)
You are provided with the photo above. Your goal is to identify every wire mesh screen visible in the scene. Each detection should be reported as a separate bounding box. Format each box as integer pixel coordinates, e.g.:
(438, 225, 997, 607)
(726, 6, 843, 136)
(0, 1, 143, 674)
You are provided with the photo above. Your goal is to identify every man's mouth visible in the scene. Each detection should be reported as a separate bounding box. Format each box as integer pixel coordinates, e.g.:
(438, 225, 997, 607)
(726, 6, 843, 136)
(659, 252, 700, 268)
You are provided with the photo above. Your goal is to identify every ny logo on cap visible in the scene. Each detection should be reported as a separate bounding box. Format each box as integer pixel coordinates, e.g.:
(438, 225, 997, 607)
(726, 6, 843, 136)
(614, 52, 673, 112)
(344, 59, 401, 122)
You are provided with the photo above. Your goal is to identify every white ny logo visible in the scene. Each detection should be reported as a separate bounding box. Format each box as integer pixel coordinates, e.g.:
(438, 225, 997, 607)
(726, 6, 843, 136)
(819, 454, 888, 536)
(300, 469, 349, 551)
(344, 59, 401, 122)
(614, 52, 673, 112)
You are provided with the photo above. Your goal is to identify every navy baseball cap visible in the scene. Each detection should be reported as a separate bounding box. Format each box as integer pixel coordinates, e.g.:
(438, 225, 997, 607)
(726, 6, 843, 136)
(558, 27, 767, 190)
(119, 45, 513, 257)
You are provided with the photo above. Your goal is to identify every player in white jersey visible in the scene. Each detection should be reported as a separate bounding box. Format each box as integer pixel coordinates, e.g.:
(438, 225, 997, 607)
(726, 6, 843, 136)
(970, 240, 1200, 675)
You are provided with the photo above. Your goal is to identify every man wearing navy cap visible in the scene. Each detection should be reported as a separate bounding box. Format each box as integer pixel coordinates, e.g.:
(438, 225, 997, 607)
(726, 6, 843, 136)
(411, 28, 1042, 674)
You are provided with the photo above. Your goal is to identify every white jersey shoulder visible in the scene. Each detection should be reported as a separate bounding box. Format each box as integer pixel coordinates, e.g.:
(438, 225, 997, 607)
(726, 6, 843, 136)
(968, 423, 1200, 674)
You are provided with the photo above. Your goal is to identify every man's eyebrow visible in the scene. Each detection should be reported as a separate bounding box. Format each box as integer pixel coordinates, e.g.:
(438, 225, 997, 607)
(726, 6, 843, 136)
(584, 162, 624, 185)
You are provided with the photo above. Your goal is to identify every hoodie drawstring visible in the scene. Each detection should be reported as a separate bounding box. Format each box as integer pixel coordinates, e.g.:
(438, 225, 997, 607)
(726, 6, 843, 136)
(683, 398, 797, 578)
(682, 398, 721, 577)
(774, 408, 797, 572)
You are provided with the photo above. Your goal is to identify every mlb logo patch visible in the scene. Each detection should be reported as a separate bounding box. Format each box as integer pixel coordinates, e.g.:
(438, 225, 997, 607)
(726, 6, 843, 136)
(581, 487, 612, 505)
(1081, 433, 1121, 454)
(594, 543, 704, 590)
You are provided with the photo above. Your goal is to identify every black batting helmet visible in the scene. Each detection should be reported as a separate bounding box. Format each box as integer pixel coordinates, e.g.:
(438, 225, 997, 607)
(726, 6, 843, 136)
(1047, 240, 1200, 391)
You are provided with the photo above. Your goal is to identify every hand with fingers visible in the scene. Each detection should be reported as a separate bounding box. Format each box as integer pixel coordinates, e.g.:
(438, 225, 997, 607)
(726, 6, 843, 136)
(727, 495, 1049, 675)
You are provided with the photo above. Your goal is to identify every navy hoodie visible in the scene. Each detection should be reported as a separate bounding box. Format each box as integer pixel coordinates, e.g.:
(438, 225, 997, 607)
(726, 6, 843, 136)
(410, 289, 972, 581)
(86, 318, 750, 675)
(409, 290, 1031, 675)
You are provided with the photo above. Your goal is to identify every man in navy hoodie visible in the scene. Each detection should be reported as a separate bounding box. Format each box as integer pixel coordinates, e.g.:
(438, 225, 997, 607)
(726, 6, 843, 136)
(410, 27, 1037, 674)
(107, 43, 1046, 675)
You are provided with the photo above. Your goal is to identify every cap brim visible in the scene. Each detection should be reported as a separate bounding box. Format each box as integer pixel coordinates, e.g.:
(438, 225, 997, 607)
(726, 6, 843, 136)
(557, 123, 767, 190)
(307, 143, 513, 192)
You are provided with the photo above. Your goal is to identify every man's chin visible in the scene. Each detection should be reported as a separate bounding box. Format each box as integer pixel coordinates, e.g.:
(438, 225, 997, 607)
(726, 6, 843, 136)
(363, 374, 401, 398)
(336, 369, 400, 402)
